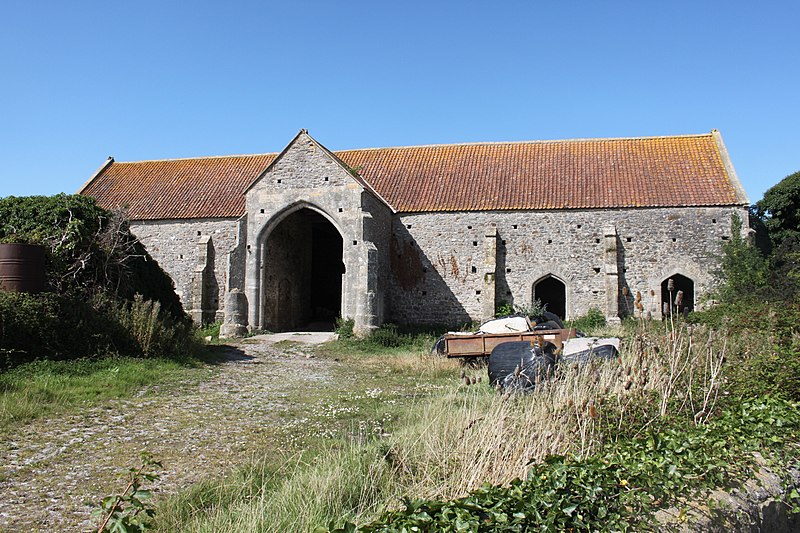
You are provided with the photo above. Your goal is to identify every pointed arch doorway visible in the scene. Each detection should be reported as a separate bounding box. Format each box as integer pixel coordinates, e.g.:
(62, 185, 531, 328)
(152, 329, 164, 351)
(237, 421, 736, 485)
(260, 207, 344, 332)
(533, 275, 567, 319)
(660, 274, 695, 317)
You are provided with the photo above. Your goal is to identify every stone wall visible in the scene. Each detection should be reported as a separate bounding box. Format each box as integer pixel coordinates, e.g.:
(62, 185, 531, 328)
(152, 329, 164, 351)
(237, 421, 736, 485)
(131, 218, 240, 322)
(387, 206, 748, 326)
(130, 195, 747, 330)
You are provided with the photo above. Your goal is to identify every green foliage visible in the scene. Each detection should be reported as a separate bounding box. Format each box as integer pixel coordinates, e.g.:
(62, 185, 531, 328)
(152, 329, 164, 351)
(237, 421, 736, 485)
(494, 302, 515, 317)
(0, 195, 197, 366)
(335, 396, 800, 532)
(92, 452, 162, 532)
(0, 291, 200, 368)
(367, 324, 405, 348)
(335, 317, 355, 338)
(0, 194, 184, 320)
(755, 169, 800, 249)
(568, 307, 607, 332)
(714, 214, 770, 303)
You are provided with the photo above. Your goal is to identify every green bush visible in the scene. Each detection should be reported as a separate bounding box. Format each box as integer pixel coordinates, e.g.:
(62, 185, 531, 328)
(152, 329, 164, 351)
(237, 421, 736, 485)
(568, 307, 607, 332)
(335, 317, 355, 338)
(0, 292, 199, 368)
(338, 396, 800, 532)
(367, 324, 404, 348)
(0, 194, 184, 321)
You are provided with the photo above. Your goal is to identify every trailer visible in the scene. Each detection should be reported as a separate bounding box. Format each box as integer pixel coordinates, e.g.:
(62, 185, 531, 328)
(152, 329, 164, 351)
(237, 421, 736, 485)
(440, 328, 577, 358)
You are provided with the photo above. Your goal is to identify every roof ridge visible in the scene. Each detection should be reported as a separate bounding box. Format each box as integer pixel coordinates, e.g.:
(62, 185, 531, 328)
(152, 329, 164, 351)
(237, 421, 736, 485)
(109, 132, 717, 164)
(333, 132, 716, 153)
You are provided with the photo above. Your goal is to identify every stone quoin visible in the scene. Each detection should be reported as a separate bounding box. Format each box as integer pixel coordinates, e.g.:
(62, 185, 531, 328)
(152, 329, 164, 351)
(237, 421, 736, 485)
(78, 130, 749, 335)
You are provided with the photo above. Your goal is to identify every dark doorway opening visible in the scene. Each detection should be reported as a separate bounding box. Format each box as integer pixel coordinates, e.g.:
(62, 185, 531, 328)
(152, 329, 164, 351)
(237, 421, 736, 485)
(262, 208, 343, 332)
(533, 276, 566, 319)
(661, 274, 694, 317)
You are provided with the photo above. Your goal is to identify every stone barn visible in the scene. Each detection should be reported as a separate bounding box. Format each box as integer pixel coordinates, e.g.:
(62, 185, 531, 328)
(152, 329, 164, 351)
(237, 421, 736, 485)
(79, 129, 749, 335)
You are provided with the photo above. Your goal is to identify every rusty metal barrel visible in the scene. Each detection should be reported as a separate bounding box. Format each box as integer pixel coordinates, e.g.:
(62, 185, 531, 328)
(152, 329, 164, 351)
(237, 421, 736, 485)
(0, 243, 46, 293)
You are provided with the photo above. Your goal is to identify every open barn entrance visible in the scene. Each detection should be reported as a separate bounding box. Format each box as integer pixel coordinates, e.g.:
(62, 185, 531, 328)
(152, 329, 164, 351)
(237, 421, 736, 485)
(661, 274, 694, 318)
(533, 275, 567, 319)
(261, 208, 344, 332)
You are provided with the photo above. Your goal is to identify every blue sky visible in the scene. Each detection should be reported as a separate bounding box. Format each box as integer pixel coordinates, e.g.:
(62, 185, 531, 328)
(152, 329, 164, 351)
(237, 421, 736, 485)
(1, 1, 797, 204)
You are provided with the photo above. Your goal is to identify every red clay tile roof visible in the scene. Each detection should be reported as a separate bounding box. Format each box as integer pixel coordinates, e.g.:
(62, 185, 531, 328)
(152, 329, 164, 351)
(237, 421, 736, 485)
(80, 133, 745, 220)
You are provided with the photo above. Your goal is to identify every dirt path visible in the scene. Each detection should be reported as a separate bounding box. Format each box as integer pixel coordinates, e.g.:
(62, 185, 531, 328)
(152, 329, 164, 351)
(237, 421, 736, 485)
(0, 337, 339, 532)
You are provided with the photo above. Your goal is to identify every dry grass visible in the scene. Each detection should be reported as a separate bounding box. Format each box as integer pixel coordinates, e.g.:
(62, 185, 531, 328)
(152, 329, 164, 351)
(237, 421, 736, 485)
(157, 320, 733, 531)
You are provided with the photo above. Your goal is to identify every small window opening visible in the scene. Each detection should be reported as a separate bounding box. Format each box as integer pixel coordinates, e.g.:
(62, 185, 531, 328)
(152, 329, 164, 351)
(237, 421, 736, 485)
(577, 224, 582, 229)
(352, 240, 358, 245)
(547, 239, 552, 244)
(277, 179, 282, 184)
(512, 224, 518, 229)
(197, 231, 201, 236)
(179, 254, 183, 259)
(338, 208, 343, 213)
(626, 237, 632, 243)
(471, 266, 477, 273)
(422, 291, 427, 296)
(593, 267, 600, 274)
(722, 236, 730, 241)
(324, 176, 329, 182)
(467, 225, 472, 229)
(712, 218, 717, 224)
(476, 290, 482, 295)
(595, 238, 600, 244)
(501, 240, 506, 245)
(672, 238, 677, 242)
(406, 224, 412, 229)
(473, 241, 478, 246)
(260, 209, 265, 214)
(506, 267, 512, 273)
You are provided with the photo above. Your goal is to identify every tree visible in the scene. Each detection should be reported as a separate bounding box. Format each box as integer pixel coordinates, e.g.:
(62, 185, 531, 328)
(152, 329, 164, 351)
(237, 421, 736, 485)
(715, 213, 770, 303)
(755, 170, 800, 249)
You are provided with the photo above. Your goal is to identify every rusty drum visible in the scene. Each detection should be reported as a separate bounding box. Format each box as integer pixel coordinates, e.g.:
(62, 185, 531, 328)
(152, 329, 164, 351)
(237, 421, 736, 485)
(0, 243, 46, 293)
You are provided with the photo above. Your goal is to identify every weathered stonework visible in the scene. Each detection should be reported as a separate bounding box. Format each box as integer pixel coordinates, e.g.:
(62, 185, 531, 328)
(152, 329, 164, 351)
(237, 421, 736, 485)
(385, 206, 748, 325)
(130, 218, 239, 322)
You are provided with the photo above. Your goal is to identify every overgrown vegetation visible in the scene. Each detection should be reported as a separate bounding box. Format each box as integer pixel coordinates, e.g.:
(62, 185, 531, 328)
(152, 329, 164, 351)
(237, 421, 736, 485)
(0, 195, 199, 368)
(568, 306, 607, 332)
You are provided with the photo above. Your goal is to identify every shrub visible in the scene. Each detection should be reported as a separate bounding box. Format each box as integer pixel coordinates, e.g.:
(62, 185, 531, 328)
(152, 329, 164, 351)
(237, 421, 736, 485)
(569, 307, 607, 332)
(0, 194, 184, 321)
(368, 324, 404, 348)
(0, 291, 199, 368)
(335, 317, 355, 338)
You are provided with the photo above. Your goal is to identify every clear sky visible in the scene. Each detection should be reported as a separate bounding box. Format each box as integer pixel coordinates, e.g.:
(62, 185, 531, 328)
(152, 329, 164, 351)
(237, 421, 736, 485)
(1, 1, 797, 204)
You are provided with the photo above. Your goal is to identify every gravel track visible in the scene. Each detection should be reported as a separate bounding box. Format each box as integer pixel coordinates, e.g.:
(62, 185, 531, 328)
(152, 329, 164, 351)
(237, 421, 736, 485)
(0, 338, 337, 532)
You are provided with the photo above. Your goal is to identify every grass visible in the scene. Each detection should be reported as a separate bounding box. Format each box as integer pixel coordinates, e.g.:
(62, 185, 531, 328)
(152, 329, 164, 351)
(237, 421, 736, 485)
(150, 314, 800, 532)
(0, 355, 213, 430)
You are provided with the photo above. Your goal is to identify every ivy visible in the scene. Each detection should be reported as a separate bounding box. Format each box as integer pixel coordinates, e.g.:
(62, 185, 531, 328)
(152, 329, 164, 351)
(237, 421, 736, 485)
(333, 396, 800, 532)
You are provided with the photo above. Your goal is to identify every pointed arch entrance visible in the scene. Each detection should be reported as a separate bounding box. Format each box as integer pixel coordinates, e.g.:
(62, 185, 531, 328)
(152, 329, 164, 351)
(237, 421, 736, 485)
(260, 207, 344, 331)
(660, 274, 695, 317)
(533, 275, 567, 319)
